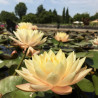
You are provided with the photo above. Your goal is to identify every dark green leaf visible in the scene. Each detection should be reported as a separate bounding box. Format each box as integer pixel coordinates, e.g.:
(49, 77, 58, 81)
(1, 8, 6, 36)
(92, 75, 98, 95)
(77, 78, 94, 92)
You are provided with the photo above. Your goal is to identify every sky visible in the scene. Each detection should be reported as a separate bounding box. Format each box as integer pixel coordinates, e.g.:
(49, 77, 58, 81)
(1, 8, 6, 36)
(0, 0, 98, 17)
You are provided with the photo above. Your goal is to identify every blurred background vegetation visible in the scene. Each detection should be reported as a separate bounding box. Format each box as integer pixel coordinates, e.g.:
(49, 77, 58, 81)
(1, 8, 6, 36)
(0, 2, 98, 26)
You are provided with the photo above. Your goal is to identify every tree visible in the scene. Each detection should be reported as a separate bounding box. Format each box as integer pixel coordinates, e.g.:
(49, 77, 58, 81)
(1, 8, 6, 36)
(62, 7, 66, 23)
(49, 9, 52, 13)
(65, 8, 70, 23)
(53, 9, 57, 16)
(52, 9, 58, 23)
(73, 13, 82, 21)
(38, 11, 54, 23)
(22, 13, 37, 23)
(0, 11, 18, 22)
(90, 13, 98, 21)
(81, 13, 90, 25)
(15, 2, 27, 19)
(36, 5, 45, 15)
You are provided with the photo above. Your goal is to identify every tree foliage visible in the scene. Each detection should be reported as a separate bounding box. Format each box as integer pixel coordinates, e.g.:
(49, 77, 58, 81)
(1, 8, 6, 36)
(90, 13, 98, 20)
(0, 11, 18, 22)
(22, 13, 37, 23)
(36, 5, 45, 15)
(15, 2, 27, 19)
(73, 13, 89, 21)
(37, 11, 54, 23)
(62, 7, 65, 23)
(65, 8, 70, 23)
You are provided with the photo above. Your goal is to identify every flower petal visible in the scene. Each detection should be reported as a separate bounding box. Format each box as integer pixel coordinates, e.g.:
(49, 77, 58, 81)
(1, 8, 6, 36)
(76, 57, 86, 72)
(9, 36, 23, 45)
(46, 72, 59, 85)
(33, 61, 47, 80)
(16, 83, 36, 92)
(51, 86, 72, 95)
(53, 63, 65, 77)
(71, 68, 92, 85)
(59, 72, 76, 86)
(30, 84, 52, 91)
(16, 70, 43, 85)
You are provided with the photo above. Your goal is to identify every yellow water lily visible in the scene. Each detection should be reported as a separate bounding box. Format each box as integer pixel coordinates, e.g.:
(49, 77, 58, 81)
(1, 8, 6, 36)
(9, 30, 46, 55)
(16, 50, 92, 95)
(55, 32, 69, 42)
(17, 22, 33, 30)
(93, 37, 98, 45)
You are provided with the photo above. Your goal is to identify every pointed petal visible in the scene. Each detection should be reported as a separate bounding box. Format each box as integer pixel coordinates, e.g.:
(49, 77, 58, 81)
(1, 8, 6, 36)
(69, 59, 79, 73)
(33, 61, 47, 80)
(71, 68, 92, 85)
(76, 57, 86, 72)
(16, 70, 43, 85)
(51, 86, 72, 95)
(16, 83, 36, 92)
(37, 37, 47, 45)
(24, 60, 36, 76)
(9, 36, 23, 45)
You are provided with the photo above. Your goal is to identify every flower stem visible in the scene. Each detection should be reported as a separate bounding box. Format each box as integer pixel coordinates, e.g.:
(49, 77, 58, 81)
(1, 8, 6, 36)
(13, 48, 28, 75)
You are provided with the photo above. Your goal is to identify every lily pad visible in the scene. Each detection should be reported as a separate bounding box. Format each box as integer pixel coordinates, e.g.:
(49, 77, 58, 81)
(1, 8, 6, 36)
(92, 75, 98, 95)
(0, 57, 21, 68)
(0, 76, 23, 95)
(77, 78, 94, 92)
(2, 90, 36, 98)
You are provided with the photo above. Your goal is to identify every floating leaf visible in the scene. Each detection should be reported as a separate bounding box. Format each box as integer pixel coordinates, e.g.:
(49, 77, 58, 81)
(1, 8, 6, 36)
(0, 76, 23, 95)
(91, 51, 98, 69)
(92, 75, 98, 95)
(77, 78, 94, 92)
(2, 90, 36, 98)
(76, 52, 93, 58)
(0, 57, 21, 68)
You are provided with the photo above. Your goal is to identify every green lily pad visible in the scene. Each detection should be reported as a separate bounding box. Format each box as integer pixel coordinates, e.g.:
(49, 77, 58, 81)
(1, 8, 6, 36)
(2, 90, 36, 98)
(76, 52, 93, 58)
(0, 50, 3, 54)
(0, 57, 21, 68)
(91, 51, 98, 69)
(0, 76, 23, 95)
(77, 78, 94, 92)
(92, 75, 98, 95)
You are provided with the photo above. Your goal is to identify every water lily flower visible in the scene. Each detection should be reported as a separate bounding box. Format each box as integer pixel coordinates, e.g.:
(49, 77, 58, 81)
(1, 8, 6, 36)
(26, 47, 40, 56)
(55, 32, 69, 42)
(93, 37, 98, 45)
(17, 22, 33, 30)
(16, 50, 92, 95)
(32, 25, 38, 30)
(11, 50, 17, 56)
(9, 29, 46, 55)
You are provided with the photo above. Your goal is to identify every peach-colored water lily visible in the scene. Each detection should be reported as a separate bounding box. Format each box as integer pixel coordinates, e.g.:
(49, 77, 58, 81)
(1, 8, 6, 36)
(32, 25, 38, 30)
(9, 29, 46, 55)
(11, 50, 17, 56)
(16, 50, 92, 95)
(26, 47, 40, 56)
(93, 37, 98, 45)
(55, 32, 69, 42)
